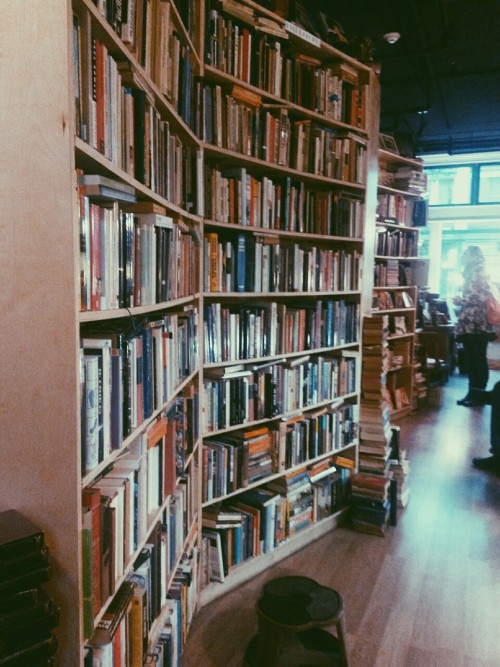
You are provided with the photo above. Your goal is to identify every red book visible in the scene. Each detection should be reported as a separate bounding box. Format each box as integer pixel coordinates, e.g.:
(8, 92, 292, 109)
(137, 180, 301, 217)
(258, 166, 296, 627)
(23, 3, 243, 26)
(82, 487, 102, 618)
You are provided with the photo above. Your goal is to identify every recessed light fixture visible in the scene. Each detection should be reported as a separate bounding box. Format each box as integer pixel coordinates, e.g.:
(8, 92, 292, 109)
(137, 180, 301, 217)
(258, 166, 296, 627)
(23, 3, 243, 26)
(384, 32, 401, 44)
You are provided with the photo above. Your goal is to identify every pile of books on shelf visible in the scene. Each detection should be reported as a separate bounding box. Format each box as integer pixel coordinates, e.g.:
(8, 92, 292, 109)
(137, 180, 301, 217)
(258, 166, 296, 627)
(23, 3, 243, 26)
(86, 532, 198, 665)
(309, 456, 353, 521)
(0, 509, 60, 665)
(266, 468, 313, 539)
(393, 167, 427, 194)
(201, 486, 288, 583)
(349, 473, 395, 537)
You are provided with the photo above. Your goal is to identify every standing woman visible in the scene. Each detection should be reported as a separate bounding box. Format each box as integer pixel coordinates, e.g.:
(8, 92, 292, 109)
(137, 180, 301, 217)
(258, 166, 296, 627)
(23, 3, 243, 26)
(454, 245, 496, 406)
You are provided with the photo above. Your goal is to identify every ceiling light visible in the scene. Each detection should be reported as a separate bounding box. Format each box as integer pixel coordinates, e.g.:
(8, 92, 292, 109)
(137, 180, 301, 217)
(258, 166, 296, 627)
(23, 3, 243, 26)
(384, 32, 401, 44)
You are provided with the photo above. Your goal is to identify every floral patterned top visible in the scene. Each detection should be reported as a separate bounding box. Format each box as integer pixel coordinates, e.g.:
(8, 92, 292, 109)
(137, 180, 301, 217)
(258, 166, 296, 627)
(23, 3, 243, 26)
(455, 262, 495, 336)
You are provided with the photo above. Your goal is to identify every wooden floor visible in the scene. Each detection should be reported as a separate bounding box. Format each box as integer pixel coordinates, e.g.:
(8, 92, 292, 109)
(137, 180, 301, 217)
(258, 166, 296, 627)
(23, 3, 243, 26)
(182, 371, 500, 667)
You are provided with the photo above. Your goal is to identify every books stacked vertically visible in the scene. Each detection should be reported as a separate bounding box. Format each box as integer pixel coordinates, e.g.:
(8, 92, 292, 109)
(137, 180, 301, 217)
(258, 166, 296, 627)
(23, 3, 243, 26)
(0, 510, 59, 664)
(388, 426, 411, 508)
(350, 473, 392, 537)
(359, 316, 392, 475)
(393, 166, 427, 194)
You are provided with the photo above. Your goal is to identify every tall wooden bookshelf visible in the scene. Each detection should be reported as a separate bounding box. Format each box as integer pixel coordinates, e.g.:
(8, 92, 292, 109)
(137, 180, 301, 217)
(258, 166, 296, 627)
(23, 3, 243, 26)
(198, 0, 379, 606)
(0, 1, 380, 664)
(372, 146, 428, 419)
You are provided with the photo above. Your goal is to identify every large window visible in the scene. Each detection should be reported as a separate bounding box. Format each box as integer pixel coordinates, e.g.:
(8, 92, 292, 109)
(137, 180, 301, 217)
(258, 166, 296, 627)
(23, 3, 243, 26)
(478, 164, 500, 203)
(427, 166, 473, 205)
(419, 226, 500, 298)
(426, 162, 500, 206)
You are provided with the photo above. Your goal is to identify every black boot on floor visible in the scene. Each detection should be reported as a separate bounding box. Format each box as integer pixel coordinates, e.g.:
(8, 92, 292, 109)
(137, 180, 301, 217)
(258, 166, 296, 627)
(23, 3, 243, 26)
(457, 394, 470, 406)
(468, 388, 493, 405)
(472, 456, 500, 473)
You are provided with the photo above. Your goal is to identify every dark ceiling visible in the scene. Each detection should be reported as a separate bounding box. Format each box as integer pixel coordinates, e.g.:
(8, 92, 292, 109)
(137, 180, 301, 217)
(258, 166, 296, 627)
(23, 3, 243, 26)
(307, 0, 500, 156)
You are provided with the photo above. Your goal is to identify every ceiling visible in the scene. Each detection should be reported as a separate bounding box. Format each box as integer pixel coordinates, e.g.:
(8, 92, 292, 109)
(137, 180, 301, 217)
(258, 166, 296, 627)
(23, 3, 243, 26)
(304, 0, 500, 156)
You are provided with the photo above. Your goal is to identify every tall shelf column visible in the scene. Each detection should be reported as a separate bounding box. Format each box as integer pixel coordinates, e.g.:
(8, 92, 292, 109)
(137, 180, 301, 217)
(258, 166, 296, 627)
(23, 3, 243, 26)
(0, 1, 82, 662)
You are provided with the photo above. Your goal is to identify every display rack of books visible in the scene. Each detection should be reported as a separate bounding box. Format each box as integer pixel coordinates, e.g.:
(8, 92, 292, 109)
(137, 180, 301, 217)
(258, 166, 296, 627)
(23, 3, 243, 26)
(198, 0, 377, 605)
(0, 0, 379, 662)
(0, 510, 60, 665)
(375, 146, 428, 290)
(371, 287, 417, 419)
(72, 1, 204, 663)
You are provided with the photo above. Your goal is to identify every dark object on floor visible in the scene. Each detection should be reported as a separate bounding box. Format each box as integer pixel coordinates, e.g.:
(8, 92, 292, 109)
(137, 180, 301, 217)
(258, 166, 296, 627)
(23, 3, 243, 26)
(469, 388, 493, 405)
(457, 397, 484, 407)
(244, 575, 349, 666)
(459, 387, 494, 407)
(472, 456, 500, 473)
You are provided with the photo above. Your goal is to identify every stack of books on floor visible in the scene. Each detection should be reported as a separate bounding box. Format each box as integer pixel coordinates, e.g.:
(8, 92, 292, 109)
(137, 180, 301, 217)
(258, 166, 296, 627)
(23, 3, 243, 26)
(0, 509, 59, 665)
(349, 472, 396, 537)
(388, 425, 411, 508)
(359, 315, 393, 476)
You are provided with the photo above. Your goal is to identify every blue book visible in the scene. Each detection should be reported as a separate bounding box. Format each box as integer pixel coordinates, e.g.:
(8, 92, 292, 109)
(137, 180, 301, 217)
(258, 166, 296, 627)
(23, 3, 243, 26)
(236, 233, 247, 292)
(142, 326, 153, 419)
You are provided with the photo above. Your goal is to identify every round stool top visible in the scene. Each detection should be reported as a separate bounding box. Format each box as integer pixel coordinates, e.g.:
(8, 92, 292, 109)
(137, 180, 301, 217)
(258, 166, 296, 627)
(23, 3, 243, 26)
(258, 576, 343, 628)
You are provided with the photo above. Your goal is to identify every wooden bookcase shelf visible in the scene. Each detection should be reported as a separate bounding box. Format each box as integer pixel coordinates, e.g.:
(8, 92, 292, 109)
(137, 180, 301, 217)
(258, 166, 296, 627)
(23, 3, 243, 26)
(0, 0, 381, 664)
(372, 140, 428, 418)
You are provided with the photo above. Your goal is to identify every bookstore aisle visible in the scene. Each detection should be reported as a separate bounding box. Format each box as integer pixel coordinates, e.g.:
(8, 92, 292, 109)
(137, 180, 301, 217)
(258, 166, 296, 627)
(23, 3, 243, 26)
(182, 370, 500, 667)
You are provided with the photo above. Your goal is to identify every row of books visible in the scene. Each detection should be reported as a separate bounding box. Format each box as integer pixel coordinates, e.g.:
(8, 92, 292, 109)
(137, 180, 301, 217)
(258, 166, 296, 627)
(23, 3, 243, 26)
(376, 193, 423, 227)
(73, 20, 199, 210)
(200, 459, 352, 584)
(0, 510, 60, 665)
(202, 403, 357, 502)
(80, 314, 198, 475)
(78, 182, 198, 312)
(85, 535, 198, 667)
(205, 2, 366, 128)
(373, 290, 414, 311)
(203, 231, 360, 295)
(204, 300, 360, 363)
(203, 353, 357, 432)
(375, 228, 419, 258)
(88, 0, 198, 74)
(201, 82, 367, 182)
(205, 165, 365, 236)
(203, 356, 356, 432)
(82, 440, 197, 637)
(374, 259, 415, 287)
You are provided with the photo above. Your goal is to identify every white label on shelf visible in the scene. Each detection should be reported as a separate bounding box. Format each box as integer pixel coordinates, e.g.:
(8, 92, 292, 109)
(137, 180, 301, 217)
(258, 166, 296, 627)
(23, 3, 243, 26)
(285, 21, 321, 47)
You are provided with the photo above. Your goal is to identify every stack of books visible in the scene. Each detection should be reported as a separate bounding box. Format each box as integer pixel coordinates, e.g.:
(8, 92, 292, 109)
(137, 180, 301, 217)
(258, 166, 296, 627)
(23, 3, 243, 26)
(393, 167, 427, 194)
(388, 426, 411, 508)
(0, 509, 59, 664)
(349, 473, 394, 536)
(359, 316, 393, 476)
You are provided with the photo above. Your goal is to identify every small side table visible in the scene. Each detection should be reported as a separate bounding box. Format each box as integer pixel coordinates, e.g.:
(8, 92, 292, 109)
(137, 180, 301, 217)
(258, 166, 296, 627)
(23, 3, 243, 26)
(244, 575, 349, 666)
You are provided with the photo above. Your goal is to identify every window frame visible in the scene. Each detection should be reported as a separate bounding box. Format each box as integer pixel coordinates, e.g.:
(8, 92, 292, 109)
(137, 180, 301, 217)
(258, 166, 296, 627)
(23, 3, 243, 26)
(425, 161, 500, 207)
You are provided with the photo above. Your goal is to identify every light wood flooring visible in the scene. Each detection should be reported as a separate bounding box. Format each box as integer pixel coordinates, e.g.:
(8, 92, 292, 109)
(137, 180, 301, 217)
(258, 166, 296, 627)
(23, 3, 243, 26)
(182, 372, 500, 667)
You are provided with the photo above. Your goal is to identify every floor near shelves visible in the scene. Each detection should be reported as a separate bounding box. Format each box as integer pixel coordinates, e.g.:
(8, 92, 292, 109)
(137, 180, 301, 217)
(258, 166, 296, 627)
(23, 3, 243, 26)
(182, 369, 500, 667)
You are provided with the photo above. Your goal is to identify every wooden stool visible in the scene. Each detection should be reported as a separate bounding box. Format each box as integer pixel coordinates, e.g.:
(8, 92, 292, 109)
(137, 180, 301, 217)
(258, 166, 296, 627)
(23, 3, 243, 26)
(244, 575, 349, 667)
